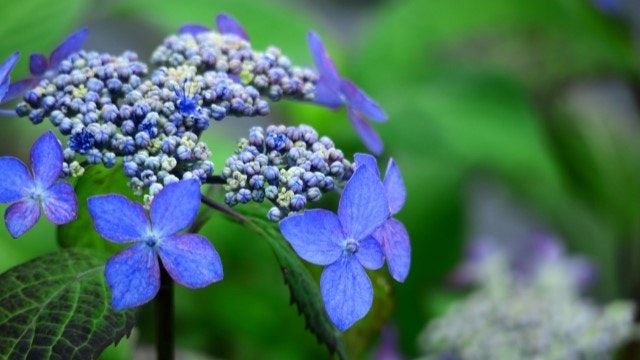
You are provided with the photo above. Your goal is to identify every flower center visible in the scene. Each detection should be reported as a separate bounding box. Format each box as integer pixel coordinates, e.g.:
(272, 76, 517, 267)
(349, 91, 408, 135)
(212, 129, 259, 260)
(344, 238, 359, 255)
(143, 233, 160, 248)
(27, 185, 45, 202)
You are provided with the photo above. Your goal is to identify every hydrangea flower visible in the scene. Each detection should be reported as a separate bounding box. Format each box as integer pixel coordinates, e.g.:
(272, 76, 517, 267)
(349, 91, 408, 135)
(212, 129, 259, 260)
(280, 166, 389, 330)
(0, 130, 78, 237)
(0, 52, 20, 105)
(87, 179, 223, 309)
(307, 32, 387, 154)
(179, 13, 248, 41)
(355, 153, 410, 282)
(4, 27, 88, 103)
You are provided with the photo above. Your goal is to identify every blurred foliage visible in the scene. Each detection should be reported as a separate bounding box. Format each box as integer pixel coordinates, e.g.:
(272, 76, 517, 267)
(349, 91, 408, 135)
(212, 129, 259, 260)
(2, 0, 640, 358)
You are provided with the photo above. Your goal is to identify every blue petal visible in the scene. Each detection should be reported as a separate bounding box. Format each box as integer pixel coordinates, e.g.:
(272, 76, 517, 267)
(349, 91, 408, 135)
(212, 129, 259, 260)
(87, 194, 149, 243)
(150, 179, 201, 237)
(383, 158, 406, 215)
(42, 182, 77, 224)
(313, 79, 343, 109)
(355, 235, 384, 270)
(31, 131, 63, 189)
(178, 23, 210, 35)
(215, 13, 249, 41)
(157, 234, 223, 288)
(279, 209, 343, 265)
(347, 108, 383, 155)
(374, 219, 411, 282)
(0, 157, 31, 203)
(105, 243, 160, 310)
(49, 27, 89, 68)
(5, 199, 40, 238)
(0, 52, 19, 101)
(1, 78, 39, 105)
(338, 166, 389, 241)
(307, 32, 341, 92)
(29, 53, 48, 77)
(354, 153, 380, 178)
(340, 79, 387, 122)
(320, 257, 373, 331)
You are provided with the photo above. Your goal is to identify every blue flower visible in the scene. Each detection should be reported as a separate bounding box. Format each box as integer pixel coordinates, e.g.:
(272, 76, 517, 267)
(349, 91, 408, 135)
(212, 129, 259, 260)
(307, 32, 388, 155)
(354, 153, 410, 282)
(87, 179, 223, 310)
(179, 13, 249, 41)
(0, 52, 20, 105)
(279, 166, 389, 330)
(0, 130, 78, 237)
(3, 27, 88, 103)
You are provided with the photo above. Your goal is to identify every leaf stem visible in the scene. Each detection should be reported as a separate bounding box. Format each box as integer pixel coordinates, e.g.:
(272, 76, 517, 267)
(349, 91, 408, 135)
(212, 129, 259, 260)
(156, 263, 174, 360)
(201, 195, 247, 223)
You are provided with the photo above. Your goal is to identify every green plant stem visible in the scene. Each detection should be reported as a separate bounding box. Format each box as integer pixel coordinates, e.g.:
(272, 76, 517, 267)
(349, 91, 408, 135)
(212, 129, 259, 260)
(156, 263, 174, 360)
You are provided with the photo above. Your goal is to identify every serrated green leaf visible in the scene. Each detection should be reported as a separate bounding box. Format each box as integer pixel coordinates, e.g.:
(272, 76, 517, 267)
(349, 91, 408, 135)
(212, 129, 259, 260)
(0, 249, 136, 360)
(58, 165, 134, 253)
(231, 204, 348, 359)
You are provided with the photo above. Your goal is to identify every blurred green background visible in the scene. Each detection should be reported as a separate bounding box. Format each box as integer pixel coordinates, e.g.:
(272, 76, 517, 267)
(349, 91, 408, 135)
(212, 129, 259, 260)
(1, 0, 640, 358)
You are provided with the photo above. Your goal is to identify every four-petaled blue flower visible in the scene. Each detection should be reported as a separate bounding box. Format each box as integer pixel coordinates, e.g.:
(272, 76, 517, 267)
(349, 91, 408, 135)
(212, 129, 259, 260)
(3, 27, 88, 103)
(179, 13, 249, 41)
(280, 166, 389, 331)
(0, 130, 78, 237)
(0, 52, 20, 105)
(307, 32, 388, 155)
(354, 153, 410, 282)
(88, 179, 223, 310)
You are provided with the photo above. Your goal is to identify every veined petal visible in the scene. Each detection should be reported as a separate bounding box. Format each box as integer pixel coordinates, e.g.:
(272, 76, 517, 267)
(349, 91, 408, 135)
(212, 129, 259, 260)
(105, 243, 160, 310)
(320, 257, 373, 331)
(0, 52, 19, 100)
(338, 166, 389, 241)
(42, 181, 77, 224)
(374, 218, 410, 282)
(29, 53, 48, 77)
(178, 23, 210, 35)
(87, 194, 149, 243)
(307, 31, 340, 91)
(31, 131, 63, 188)
(158, 234, 223, 288)
(5, 199, 40, 238)
(279, 209, 343, 265)
(0, 157, 31, 202)
(215, 13, 249, 41)
(50, 27, 89, 68)
(1, 78, 39, 105)
(340, 79, 387, 122)
(313, 80, 343, 109)
(355, 235, 384, 270)
(354, 153, 380, 178)
(383, 158, 406, 215)
(150, 179, 201, 237)
(347, 108, 383, 155)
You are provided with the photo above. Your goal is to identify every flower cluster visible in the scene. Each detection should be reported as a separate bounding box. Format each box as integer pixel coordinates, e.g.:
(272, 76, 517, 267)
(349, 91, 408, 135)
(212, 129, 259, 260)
(221, 124, 354, 221)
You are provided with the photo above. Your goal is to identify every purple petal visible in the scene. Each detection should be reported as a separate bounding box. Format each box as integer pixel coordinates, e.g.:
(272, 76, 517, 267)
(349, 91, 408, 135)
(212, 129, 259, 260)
(374, 219, 411, 282)
(321, 257, 372, 331)
(105, 243, 160, 310)
(383, 158, 406, 215)
(178, 23, 210, 35)
(150, 179, 201, 237)
(49, 27, 89, 68)
(31, 131, 63, 188)
(29, 53, 48, 77)
(340, 79, 387, 122)
(307, 32, 341, 91)
(1, 78, 39, 104)
(158, 234, 223, 288)
(0, 157, 31, 202)
(87, 194, 149, 243)
(0, 52, 20, 100)
(313, 80, 343, 109)
(279, 209, 343, 265)
(354, 153, 380, 178)
(347, 108, 384, 155)
(355, 235, 384, 270)
(5, 199, 40, 238)
(338, 166, 389, 240)
(42, 182, 77, 224)
(215, 13, 249, 41)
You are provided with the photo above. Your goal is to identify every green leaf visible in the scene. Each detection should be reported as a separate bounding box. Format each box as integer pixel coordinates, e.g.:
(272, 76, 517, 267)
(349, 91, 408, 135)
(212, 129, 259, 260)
(58, 165, 134, 253)
(232, 205, 349, 359)
(0, 249, 136, 359)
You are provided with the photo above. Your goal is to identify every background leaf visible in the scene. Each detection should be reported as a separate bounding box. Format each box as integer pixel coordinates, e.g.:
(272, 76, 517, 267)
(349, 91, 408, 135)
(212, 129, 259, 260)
(0, 249, 136, 359)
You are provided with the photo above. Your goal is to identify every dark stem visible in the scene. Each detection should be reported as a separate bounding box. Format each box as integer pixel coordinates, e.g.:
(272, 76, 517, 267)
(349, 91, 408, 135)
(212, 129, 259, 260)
(205, 175, 226, 185)
(156, 263, 174, 360)
(201, 195, 247, 223)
